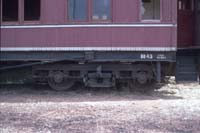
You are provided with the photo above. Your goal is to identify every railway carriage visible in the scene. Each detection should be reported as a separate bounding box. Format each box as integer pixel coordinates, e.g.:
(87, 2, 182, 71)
(0, 0, 199, 90)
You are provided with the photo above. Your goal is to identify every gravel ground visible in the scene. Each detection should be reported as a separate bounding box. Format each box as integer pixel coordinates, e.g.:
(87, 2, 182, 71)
(0, 79, 200, 133)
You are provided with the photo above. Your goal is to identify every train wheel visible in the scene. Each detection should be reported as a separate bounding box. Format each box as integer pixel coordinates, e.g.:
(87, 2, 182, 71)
(128, 79, 148, 92)
(48, 71, 74, 91)
(128, 71, 153, 92)
(48, 78, 74, 91)
(136, 71, 148, 85)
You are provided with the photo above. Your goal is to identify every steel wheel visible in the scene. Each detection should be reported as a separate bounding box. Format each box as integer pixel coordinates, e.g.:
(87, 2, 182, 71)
(48, 71, 74, 91)
(136, 71, 148, 85)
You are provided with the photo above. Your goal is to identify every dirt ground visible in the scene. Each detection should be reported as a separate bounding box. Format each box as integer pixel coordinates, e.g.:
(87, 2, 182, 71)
(0, 79, 200, 133)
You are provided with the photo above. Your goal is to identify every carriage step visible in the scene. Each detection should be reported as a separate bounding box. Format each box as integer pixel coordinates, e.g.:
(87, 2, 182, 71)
(176, 55, 199, 82)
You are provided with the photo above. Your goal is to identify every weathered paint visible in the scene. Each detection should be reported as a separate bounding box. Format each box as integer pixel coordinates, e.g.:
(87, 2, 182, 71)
(178, 11, 194, 47)
(1, 26, 176, 48)
(0, 0, 177, 51)
(195, 0, 200, 46)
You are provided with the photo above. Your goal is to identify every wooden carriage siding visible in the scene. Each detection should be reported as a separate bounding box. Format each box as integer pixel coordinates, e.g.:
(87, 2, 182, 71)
(177, 0, 200, 48)
(0, 0, 177, 51)
(0, 0, 177, 24)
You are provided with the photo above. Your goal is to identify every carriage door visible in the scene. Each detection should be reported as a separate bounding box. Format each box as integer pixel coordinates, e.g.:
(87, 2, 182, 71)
(178, 0, 195, 47)
(195, 0, 200, 46)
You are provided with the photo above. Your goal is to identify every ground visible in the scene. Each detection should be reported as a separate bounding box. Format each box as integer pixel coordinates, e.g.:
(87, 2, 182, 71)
(0, 79, 200, 133)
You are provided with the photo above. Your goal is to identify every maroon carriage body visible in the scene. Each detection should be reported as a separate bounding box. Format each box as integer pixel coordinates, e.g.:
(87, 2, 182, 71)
(0, 0, 177, 52)
(1, 0, 200, 88)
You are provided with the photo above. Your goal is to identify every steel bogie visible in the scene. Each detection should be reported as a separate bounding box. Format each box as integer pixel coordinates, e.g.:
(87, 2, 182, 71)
(84, 72, 115, 88)
(32, 63, 157, 90)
